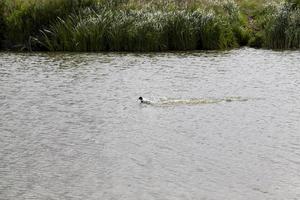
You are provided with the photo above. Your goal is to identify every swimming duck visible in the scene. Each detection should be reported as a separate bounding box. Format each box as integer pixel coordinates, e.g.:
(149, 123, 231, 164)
(138, 97, 151, 104)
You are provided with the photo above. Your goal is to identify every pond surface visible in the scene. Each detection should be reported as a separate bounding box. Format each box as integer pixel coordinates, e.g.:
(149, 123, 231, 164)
(0, 48, 300, 200)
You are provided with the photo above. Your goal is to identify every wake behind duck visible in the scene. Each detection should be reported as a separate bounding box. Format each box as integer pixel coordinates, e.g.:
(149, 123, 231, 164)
(138, 96, 251, 106)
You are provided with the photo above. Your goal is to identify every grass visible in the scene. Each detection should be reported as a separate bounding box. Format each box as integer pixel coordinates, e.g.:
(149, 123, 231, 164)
(3, 0, 99, 50)
(38, 9, 238, 51)
(0, 0, 6, 48)
(0, 0, 299, 51)
(264, 1, 300, 48)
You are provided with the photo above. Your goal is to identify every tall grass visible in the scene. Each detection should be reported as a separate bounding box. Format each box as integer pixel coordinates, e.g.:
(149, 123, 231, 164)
(37, 8, 238, 51)
(4, 0, 99, 50)
(36, 0, 242, 51)
(0, 0, 5, 48)
(264, 1, 300, 48)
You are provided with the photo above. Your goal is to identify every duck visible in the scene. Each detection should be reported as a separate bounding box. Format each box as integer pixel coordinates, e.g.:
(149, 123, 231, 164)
(138, 97, 152, 104)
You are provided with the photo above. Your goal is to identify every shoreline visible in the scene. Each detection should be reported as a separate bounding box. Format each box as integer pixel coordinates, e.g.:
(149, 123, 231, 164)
(1, 47, 299, 54)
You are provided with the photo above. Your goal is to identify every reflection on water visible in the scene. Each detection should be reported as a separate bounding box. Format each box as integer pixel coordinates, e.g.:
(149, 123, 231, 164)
(0, 48, 300, 200)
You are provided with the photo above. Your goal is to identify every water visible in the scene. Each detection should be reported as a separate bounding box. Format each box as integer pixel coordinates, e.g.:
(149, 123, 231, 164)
(0, 48, 300, 200)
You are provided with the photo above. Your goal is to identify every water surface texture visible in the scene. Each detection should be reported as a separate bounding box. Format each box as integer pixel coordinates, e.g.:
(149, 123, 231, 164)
(1, 48, 300, 200)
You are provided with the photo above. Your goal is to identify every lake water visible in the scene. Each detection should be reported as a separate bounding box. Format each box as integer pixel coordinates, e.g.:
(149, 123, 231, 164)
(0, 48, 300, 200)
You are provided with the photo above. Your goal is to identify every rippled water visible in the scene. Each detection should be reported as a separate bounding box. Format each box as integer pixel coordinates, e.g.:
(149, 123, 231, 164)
(1, 48, 300, 200)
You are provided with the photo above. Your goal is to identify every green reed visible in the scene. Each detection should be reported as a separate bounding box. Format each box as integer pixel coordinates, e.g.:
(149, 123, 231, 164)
(0, 0, 5, 48)
(4, 0, 99, 50)
(37, 7, 239, 51)
(264, 1, 300, 48)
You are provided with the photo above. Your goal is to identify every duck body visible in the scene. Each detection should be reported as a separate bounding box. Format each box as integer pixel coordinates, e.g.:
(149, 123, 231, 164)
(138, 97, 152, 105)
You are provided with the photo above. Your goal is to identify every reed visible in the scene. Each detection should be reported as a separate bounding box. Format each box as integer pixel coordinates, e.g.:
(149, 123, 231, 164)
(264, 1, 300, 48)
(37, 8, 238, 51)
(0, 0, 6, 48)
(4, 0, 99, 50)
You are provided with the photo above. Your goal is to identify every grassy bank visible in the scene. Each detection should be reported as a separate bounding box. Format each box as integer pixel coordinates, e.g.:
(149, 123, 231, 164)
(0, 0, 299, 51)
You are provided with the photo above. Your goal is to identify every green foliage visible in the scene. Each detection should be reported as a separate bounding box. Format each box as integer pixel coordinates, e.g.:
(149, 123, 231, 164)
(248, 31, 264, 47)
(264, 2, 300, 49)
(37, 8, 238, 51)
(5, 0, 99, 50)
(222, 1, 250, 46)
(0, 0, 5, 48)
(286, 0, 300, 8)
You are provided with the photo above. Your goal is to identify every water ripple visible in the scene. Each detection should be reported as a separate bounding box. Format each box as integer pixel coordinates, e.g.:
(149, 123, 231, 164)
(1, 48, 300, 200)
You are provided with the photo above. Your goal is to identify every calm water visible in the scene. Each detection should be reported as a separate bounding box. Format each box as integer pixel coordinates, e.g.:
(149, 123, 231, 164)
(0, 48, 300, 200)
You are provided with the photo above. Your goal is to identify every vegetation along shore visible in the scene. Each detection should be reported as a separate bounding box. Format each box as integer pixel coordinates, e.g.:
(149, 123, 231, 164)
(0, 0, 299, 51)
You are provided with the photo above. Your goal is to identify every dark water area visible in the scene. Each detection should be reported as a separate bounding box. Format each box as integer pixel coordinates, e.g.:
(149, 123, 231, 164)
(0, 48, 300, 199)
